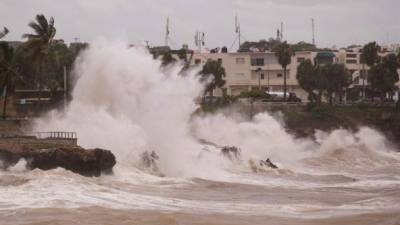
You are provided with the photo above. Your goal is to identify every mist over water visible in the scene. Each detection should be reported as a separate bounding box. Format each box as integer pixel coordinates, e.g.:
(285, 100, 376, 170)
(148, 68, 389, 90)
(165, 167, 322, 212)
(33, 39, 230, 178)
(3, 39, 399, 224)
(33, 39, 400, 177)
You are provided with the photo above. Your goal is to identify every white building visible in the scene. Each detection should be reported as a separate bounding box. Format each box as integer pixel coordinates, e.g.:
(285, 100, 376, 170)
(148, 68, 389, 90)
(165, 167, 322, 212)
(189, 47, 399, 102)
(190, 51, 315, 101)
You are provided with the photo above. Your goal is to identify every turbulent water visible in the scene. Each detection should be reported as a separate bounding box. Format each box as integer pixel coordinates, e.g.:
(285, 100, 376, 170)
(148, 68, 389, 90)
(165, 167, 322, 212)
(1, 39, 400, 225)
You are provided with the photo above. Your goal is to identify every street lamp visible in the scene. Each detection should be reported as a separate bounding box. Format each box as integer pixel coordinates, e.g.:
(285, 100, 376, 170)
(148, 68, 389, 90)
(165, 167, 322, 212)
(256, 67, 262, 90)
(266, 63, 270, 93)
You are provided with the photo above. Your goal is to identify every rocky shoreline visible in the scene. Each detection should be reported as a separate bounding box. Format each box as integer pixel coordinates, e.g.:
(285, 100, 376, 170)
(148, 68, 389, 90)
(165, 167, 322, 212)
(273, 105, 400, 149)
(0, 142, 116, 177)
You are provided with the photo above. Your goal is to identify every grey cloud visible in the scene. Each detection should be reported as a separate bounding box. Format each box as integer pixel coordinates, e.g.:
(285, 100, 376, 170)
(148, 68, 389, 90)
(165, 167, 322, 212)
(0, 0, 399, 49)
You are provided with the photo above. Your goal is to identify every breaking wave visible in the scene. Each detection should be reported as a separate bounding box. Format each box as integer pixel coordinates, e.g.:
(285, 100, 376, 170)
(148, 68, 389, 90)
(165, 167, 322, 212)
(10, 39, 398, 223)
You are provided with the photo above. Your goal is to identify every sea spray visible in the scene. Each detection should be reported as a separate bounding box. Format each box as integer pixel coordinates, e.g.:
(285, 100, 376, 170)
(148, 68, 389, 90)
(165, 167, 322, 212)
(33, 38, 399, 179)
(191, 112, 316, 164)
(33, 39, 229, 178)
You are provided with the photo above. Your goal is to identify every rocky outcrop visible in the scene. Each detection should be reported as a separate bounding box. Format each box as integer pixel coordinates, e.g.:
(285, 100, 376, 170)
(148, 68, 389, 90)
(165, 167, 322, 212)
(0, 144, 116, 177)
(221, 146, 241, 160)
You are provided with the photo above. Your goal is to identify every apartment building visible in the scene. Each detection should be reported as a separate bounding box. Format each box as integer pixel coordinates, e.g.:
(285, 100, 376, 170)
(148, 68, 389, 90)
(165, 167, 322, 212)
(337, 47, 400, 99)
(190, 51, 317, 101)
(190, 48, 399, 102)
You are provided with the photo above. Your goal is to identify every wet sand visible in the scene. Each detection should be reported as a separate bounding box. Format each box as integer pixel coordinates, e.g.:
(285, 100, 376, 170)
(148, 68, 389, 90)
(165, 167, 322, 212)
(1, 207, 400, 225)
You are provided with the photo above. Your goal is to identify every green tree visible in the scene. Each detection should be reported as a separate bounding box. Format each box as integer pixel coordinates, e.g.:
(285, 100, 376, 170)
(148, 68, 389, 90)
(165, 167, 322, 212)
(296, 59, 318, 103)
(397, 51, 400, 66)
(22, 14, 56, 109)
(161, 51, 176, 66)
(0, 42, 19, 119)
(177, 48, 187, 62)
(199, 59, 226, 97)
(368, 54, 399, 100)
(45, 41, 74, 103)
(322, 64, 351, 104)
(291, 41, 317, 52)
(361, 41, 380, 99)
(361, 42, 380, 66)
(274, 41, 294, 101)
(238, 38, 281, 52)
(177, 48, 194, 72)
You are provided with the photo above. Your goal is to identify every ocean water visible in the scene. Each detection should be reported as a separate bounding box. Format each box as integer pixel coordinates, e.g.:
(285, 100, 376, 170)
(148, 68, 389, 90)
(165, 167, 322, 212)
(1, 39, 399, 225)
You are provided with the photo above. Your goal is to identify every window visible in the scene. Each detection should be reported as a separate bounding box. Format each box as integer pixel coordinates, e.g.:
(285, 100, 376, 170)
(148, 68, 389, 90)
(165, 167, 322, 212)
(260, 74, 265, 80)
(346, 53, 357, 58)
(276, 73, 289, 79)
(236, 57, 245, 64)
(194, 59, 201, 64)
(346, 59, 357, 64)
(297, 57, 305, 63)
(251, 58, 264, 66)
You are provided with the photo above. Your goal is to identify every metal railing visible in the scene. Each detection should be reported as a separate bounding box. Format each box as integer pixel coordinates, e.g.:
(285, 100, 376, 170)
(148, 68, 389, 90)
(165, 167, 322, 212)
(30, 132, 77, 140)
(0, 132, 77, 139)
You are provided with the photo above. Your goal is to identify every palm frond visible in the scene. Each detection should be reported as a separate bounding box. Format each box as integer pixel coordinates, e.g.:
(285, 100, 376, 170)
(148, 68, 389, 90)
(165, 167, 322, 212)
(28, 22, 45, 36)
(22, 33, 40, 39)
(48, 17, 54, 27)
(0, 27, 9, 39)
(36, 14, 49, 32)
(50, 27, 56, 39)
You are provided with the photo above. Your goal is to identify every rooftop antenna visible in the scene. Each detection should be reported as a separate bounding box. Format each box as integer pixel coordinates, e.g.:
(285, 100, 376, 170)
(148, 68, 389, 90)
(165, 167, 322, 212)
(280, 22, 283, 40)
(235, 14, 241, 50)
(165, 16, 170, 47)
(195, 31, 205, 52)
(312, 18, 315, 46)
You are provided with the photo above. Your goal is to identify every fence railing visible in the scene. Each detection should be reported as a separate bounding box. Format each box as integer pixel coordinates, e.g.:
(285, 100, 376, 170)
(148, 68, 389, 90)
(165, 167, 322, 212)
(0, 132, 77, 140)
(30, 132, 77, 140)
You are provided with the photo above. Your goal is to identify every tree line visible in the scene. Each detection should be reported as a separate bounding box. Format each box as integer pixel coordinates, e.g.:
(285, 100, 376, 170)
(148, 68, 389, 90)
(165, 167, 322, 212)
(0, 15, 87, 118)
(297, 41, 400, 105)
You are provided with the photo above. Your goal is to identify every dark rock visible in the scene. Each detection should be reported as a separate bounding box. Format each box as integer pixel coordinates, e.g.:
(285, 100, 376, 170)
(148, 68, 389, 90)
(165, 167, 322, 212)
(221, 146, 241, 160)
(0, 145, 116, 177)
(259, 158, 278, 169)
(140, 151, 161, 173)
(0, 149, 20, 169)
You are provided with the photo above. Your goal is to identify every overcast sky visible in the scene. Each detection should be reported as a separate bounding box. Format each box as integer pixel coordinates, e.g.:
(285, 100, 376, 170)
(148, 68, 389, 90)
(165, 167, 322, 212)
(1, 0, 399, 49)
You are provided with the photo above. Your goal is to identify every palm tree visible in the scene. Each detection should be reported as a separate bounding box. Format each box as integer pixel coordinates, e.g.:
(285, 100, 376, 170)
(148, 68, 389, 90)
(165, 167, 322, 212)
(0, 27, 9, 39)
(22, 14, 56, 110)
(199, 59, 226, 97)
(0, 42, 19, 119)
(274, 41, 294, 101)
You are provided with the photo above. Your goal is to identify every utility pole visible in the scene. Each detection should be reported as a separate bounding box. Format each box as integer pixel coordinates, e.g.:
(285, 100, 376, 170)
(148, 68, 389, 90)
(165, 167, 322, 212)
(63, 66, 67, 111)
(280, 22, 283, 40)
(312, 18, 315, 46)
(165, 17, 170, 47)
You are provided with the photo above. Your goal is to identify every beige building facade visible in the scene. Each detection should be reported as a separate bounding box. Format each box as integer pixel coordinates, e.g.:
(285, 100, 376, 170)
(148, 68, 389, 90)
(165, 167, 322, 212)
(190, 48, 399, 102)
(190, 51, 313, 101)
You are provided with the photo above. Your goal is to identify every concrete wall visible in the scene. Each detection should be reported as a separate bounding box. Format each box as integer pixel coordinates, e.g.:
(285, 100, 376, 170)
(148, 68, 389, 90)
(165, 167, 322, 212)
(0, 136, 78, 146)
